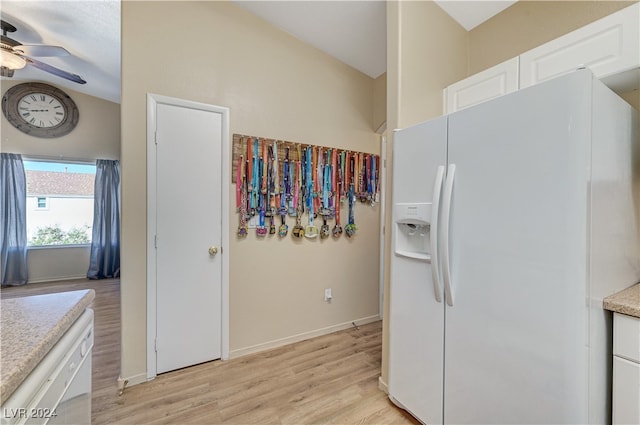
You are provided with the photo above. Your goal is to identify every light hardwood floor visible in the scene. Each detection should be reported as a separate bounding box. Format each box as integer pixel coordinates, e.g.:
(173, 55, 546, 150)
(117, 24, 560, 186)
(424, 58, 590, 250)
(2, 279, 418, 425)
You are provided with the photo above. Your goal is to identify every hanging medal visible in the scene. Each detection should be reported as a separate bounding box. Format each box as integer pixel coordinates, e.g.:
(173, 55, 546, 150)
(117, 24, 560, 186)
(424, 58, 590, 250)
(236, 152, 248, 237)
(305, 146, 318, 238)
(256, 152, 268, 237)
(288, 151, 296, 216)
(345, 183, 357, 238)
(332, 151, 343, 238)
(250, 138, 259, 217)
(267, 144, 277, 235)
(320, 154, 331, 239)
(358, 153, 367, 203)
(345, 153, 357, 237)
(278, 146, 289, 237)
(369, 154, 377, 206)
(292, 160, 305, 238)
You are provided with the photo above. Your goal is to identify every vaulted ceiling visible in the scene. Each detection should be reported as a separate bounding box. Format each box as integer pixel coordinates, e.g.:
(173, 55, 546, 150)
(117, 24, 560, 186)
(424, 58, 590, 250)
(0, 1, 517, 104)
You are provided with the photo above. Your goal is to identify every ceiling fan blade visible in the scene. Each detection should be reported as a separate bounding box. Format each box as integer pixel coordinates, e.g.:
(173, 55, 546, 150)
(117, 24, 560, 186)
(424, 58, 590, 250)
(24, 56, 86, 84)
(16, 44, 70, 57)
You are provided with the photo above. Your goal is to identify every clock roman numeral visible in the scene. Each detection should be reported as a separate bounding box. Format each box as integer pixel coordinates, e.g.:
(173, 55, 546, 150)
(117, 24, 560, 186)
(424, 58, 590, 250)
(22, 112, 31, 118)
(40, 95, 46, 101)
(30, 95, 37, 101)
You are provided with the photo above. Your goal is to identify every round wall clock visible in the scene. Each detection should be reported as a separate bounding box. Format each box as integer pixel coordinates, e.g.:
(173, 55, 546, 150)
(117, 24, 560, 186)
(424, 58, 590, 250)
(2, 82, 79, 138)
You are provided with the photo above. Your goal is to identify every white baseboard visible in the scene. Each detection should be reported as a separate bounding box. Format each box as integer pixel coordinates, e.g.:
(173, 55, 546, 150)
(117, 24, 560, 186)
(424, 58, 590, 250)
(230, 315, 380, 359)
(27, 275, 87, 284)
(378, 376, 389, 394)
(119, 372, 148, 389)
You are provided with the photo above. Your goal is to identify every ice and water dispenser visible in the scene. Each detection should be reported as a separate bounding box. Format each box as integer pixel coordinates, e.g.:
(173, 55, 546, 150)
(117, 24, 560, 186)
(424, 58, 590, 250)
(394, 203, 432, 261)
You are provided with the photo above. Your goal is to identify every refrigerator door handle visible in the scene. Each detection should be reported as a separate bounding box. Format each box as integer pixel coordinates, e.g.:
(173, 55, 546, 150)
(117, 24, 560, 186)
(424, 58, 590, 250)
(431, 165, 445, 303)
(442, 164, 456, 307)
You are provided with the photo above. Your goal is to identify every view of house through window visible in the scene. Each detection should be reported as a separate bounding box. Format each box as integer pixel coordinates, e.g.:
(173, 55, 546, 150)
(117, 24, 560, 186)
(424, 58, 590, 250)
(24, 160, 96, 246)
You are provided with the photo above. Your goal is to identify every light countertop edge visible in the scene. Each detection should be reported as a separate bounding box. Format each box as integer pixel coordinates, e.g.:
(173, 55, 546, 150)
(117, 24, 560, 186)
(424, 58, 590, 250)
(603, 283, 640, 319)
(0, 289, 95, 404)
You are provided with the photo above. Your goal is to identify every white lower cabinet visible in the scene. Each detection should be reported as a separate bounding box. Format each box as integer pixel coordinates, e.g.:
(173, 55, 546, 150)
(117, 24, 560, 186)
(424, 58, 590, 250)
(612, 313, 640, 425)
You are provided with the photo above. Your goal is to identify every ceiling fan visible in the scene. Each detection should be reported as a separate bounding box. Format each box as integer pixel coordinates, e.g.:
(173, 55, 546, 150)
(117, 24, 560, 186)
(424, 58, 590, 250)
(0, 19, 86, 84)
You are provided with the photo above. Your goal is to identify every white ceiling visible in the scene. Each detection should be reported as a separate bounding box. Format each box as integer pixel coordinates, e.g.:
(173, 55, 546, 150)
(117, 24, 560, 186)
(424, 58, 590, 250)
(435, 0, 517, 31)
(0, 0, 121, 103)
(0, 1, 517, 104)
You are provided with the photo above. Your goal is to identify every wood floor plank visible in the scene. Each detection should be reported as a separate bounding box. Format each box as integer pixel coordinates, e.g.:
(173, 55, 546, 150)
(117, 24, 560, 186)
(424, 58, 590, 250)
(1, 279, 418, 425)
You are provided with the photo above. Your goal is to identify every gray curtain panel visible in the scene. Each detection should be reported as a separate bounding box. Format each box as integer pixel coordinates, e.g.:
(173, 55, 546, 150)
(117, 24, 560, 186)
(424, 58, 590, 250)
(0, 153, 28, 286)
(87, 159, 121, 279)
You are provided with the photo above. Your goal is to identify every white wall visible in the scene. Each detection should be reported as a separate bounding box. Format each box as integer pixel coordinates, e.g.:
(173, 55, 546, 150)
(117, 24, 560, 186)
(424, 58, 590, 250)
(26, 196, 93, 240)
(121, 1, 380, 384)
(26, 246, 91, 283)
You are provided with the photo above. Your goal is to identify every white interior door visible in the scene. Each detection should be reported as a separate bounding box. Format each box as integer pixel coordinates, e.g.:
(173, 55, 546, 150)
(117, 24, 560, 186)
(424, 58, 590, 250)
(153, 101, 223, 374)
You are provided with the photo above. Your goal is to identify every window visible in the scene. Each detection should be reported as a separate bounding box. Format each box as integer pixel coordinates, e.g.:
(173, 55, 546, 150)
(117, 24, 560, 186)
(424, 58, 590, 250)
(24, 160, 96, 246)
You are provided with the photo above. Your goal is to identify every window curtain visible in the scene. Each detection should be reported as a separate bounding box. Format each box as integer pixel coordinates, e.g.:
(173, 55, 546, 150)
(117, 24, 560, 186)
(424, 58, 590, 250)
(1, 153, 28, 286)
(87, 159, 121, 279)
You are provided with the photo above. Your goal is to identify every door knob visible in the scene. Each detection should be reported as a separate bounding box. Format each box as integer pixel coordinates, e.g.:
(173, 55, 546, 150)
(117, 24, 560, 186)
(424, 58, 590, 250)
(208, 246, 218, 256)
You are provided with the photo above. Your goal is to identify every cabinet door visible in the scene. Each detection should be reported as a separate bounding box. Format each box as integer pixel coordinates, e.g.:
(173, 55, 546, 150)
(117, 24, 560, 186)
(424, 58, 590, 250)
(613, 312, 640, 362)
(445, 58, 519, 113)
(613, 356, 640, 425)
(520, 3, 639, 91)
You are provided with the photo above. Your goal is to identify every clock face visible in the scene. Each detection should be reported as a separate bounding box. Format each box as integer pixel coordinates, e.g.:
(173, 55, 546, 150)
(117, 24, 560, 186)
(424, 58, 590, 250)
(2, 82, 79, 138)
(18, 92, 66, 128)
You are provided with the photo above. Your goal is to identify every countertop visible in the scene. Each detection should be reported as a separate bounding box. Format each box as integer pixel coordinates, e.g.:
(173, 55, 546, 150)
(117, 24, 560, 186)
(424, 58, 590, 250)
(603, 283, 640, 319)
(0, 289, 95, 404)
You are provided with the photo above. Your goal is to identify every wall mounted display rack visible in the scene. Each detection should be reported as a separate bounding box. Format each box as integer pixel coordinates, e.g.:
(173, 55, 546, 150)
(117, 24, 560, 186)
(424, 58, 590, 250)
(232, 134, 379, 241)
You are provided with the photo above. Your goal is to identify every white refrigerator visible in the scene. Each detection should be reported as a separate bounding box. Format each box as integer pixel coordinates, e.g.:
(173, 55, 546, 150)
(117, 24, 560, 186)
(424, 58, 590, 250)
(388, 69, 640, 424)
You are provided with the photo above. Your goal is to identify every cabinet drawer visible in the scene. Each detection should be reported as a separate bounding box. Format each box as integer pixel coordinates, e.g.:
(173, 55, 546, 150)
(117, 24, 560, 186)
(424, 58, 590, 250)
(613, 356, 640, 425)
(614, 312, 640, 362)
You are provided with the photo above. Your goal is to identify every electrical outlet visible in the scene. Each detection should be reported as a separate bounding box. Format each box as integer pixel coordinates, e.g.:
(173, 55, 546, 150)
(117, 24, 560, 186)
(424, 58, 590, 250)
(324, 288, 332, 302)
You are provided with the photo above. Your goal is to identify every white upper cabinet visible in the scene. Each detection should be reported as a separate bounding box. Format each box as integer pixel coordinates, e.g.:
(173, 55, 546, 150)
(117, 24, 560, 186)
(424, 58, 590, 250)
(444, 3, 639, 114)
(520, 3, 639, 91)
(445, 58, 519, 113)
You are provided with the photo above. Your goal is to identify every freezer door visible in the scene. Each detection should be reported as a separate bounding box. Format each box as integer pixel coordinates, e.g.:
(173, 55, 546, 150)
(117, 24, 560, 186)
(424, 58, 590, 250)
(443, 71, 593, 424)
(388, 117, 447, 424)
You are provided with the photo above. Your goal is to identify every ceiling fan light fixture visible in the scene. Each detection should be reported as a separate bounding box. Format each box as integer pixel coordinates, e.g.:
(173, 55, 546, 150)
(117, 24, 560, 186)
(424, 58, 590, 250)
(0, 49, 26, 70)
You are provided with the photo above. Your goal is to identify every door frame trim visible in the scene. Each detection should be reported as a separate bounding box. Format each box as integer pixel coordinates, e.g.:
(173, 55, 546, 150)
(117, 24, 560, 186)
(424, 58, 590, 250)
(146, 93, 230, 380)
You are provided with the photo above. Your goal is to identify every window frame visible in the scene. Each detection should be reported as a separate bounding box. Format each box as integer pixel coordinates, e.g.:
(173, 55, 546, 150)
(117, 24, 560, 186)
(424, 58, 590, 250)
(36, 197, 48, 210)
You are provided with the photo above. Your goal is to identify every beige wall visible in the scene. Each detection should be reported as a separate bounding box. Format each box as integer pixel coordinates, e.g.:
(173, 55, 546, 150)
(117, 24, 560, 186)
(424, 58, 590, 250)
(373, 73, 387, 132)
(1, 80, 120, 283)
(121, 1, 380, 382)
(382, 0, 468, 386)
(26, 246, 91, 283)
(1, 80, 120, 159)
(620, 89, 640, 110)
(468, 1, 637, 75)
